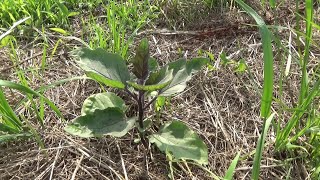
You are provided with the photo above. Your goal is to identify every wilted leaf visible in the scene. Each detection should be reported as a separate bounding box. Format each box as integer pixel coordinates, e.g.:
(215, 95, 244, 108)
(81, 92, 126, 115)
(149, 121, 208, 164)
(132, 38, 149, 79)
(74, 48, 130, 89)
(65, 108, 136, 138)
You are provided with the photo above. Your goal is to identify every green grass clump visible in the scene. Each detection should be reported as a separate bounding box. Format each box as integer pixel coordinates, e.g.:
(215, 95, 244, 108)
(0, 0, 103, 29)
(82, 0, 159, 58)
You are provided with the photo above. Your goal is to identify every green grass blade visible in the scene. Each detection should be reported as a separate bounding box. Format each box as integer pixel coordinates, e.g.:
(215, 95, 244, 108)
(0, 87, 22, 130)
(0, 80, 64, 121)
(0, 132, 32, 144)
(252, 113, 275, 180)
(0, 122, 20, 133)
(276, 79, 320, 149)
(235, 0, 274, 118)
(224, 151, 241, 180)
(0, 16, 30, 41)
(298, 0, 313, 105)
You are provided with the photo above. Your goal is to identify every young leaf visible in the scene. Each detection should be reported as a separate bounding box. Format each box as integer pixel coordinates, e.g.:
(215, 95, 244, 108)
(160, 58, 209, 96)
(73, 48, 130, 89)
(155, 96, 166, 111)
(149, 121, 208, 165)
(148, 57, 159, 72)
(49, 27, 68, 35)
(235, 59, 247, 73)
(65, 108, 136, 138)
(81, 92, 126, 115)
(132, 38, 149, 79)
(127, 67, 173, 91)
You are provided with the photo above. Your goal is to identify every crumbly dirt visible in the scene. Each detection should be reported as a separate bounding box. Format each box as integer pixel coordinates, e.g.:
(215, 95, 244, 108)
(1, 1, 319, 180)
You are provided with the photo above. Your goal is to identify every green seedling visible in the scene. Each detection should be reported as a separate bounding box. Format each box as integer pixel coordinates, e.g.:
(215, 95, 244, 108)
(65, 38, 209, 176)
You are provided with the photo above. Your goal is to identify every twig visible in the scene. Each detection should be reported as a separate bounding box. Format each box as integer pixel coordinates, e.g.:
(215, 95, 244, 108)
(235, 164, 286, 171)
(117, 143, 128, 180)
(125, 86, 138, 101)
(143, 95, 158, 110)
(71, 154, 84, 180)
(0, 17, 30, 41)
(76, 147, 124, 180)
(0, 51, 45, 73)
(49, 141, 62, 180)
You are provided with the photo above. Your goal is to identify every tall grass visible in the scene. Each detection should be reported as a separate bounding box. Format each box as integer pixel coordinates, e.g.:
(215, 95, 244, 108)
(274, 1, 320, 178)
(237, 0, 320, 178)
(0, 18, 64, 145)
(0, 0, 101, 29)
(84, 0, 158, 58)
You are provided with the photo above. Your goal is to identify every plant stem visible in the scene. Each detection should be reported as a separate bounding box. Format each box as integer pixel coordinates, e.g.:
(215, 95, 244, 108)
(136, 79, 149, 178)
(138, 89, 148, 148)
(125, 86, 138, 101)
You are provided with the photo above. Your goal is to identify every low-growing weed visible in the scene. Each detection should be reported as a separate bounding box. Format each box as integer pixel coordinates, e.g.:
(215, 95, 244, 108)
(64, 38, 210, 177)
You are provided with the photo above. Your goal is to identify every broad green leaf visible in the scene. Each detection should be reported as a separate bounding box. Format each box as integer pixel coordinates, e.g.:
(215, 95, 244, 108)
(149, 121, 208, 165)
(146, 66, 172, 85)
(74, 48, 130, 89)
(161, 67, 188, 96)
(160, 58, 208, 96)
(132, 38, 149, 79)
(186, 58, 209, 74)
(86, 72, 125, 89)
(220, 51, 230, 66)
(81, 92, 126, 115)
(65, 108, 136, 138)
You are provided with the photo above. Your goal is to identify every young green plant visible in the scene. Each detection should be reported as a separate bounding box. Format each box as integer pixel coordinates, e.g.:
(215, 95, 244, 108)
(64, 39, 209, 176)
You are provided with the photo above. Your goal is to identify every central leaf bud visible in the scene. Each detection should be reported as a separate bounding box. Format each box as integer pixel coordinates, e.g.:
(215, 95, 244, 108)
(132, 38, 150, 80)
